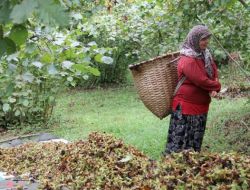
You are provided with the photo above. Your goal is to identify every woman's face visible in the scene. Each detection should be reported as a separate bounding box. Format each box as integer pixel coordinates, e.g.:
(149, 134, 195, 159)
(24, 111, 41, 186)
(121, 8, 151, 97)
(199, 37, 210, 50)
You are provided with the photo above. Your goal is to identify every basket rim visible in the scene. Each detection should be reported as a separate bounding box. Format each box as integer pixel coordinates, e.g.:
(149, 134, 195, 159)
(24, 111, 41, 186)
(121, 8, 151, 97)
(129, 51, 180, 69)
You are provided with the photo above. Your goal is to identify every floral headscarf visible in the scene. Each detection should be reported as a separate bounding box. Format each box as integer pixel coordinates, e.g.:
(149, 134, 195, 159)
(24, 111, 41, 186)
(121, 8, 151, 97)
(180, 25, 214, 78)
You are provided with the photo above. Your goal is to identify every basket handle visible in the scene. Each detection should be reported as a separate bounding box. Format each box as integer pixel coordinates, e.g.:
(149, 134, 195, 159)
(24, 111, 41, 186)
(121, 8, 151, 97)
(168, 57, 180, 64)
(173, 76, 186, 96)
(169, 56, 184, 96)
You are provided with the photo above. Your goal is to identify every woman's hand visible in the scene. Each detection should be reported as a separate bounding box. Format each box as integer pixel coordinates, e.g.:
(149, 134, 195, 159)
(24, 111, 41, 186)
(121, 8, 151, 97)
(209, 91, 217, 97)
(210, 78, 220, 97)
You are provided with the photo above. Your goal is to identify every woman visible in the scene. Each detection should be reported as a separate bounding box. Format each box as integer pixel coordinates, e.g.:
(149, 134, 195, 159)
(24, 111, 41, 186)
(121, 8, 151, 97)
(165, 25, 221, 154)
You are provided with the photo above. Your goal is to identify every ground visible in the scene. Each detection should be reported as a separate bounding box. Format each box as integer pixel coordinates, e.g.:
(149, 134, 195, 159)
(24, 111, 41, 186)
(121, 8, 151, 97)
(1, 84, 249, 160)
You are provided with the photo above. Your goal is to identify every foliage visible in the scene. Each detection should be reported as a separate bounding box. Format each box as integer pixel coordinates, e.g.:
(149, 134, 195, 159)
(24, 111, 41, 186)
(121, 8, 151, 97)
(69, 0, 249, 86)
(0, 0, 249, 127)
(0, 132, 249, 189)
(0, 0, 113, 128)
(0, 0, 68, 127)
(0, 24, 114, 127)
(165, 0, 250, 66)
(72, 1, 177, 86)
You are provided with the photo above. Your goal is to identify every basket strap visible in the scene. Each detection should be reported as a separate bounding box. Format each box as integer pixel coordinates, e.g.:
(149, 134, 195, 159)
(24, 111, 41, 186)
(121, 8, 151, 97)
(173, 76, 186, 96)
(168, 56, 180, 64)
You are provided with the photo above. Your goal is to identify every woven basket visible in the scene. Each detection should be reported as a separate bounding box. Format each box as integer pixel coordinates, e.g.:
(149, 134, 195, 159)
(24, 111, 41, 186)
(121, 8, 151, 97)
(129, 52, 180, 119)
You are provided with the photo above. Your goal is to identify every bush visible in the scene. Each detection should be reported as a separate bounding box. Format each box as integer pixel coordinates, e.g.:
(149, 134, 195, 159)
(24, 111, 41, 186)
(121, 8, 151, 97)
(0, 25, 113, 128)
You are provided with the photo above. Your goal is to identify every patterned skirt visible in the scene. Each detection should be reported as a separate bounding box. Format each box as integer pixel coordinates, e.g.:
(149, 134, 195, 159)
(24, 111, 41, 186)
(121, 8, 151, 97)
(165, 104, 207, 155)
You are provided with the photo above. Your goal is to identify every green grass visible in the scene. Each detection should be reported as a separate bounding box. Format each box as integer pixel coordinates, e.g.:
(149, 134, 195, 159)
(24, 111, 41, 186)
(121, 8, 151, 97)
(203, 98, 250, 154)
(53, 86, 168, 159)
(52, 86, 250, 159)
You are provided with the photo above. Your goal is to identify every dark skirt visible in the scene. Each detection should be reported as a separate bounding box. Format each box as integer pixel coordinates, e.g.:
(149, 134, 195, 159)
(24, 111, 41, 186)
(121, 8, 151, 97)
(165, 104, 207, 155)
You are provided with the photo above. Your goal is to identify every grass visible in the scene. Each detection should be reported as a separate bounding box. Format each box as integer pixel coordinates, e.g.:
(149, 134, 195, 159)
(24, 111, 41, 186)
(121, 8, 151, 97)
(52, 86, 168, 159)
(203, 98, 250, 154)
(51, 86, 250, 159)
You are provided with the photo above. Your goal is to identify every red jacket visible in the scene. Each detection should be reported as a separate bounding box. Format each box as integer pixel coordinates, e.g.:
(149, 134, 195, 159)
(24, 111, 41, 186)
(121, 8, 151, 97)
(172, 55, 221, 114)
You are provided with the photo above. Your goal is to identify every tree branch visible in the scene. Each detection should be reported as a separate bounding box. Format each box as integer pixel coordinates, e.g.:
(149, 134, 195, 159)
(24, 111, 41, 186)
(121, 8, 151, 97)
(238, 0, 248, 8)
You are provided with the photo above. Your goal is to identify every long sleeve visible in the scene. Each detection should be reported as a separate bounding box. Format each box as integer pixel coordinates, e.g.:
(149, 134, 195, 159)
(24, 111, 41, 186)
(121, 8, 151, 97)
(180, 58, 221, 92)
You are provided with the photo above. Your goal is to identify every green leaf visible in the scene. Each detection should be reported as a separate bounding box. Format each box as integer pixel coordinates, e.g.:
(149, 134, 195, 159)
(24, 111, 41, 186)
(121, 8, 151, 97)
(25, 42, 37, 53)
(88, 41, 97, 46)
(102, 56, 113, 64)
(37, 0, 69, 26)
(6, 83, 15, 96)
(72, 64, 86, 72)
(22, 99, 29, 107)
(87, 67, 100, 76)
(67, 76, 73, 82)
(9, 25, 28, 46)
(70, 81, 76, 87)
(8, 97, 16, 103)
(94, 54, 103, 63)
(73, 65, 100, 76)
(62, 60, 74, 69)
(82, 75, 89, 80)
(48, 64, 58, 75)
(3, 103, 10, 113)
(71, 12, 83, 20)
(0, 1, 12, 24)
(32, 61, 43, 69)
(8, 63, 17, 72)
(0, 38, 17, 57)
(94, 54, 113, 64)
(22, 72, 34, 83)
(10, 0, 38, 24)
(15, 110, 21, 116)
(183, 4, 189, 10)
(7, 53, 19, 62)
(41, 53, 53, 63)
(63, 49, 77, 59)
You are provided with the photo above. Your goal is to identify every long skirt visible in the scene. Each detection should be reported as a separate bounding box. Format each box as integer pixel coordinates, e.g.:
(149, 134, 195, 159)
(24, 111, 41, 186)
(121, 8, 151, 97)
(165, 104, 207, 155)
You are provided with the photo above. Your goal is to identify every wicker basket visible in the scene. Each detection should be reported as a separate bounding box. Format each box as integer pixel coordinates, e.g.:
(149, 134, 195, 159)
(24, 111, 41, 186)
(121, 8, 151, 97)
(129, 52, 180, 119)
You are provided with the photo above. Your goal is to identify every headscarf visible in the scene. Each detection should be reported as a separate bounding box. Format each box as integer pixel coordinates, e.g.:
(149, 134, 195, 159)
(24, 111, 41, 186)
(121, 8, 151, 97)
(180, 25, 213, 78)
